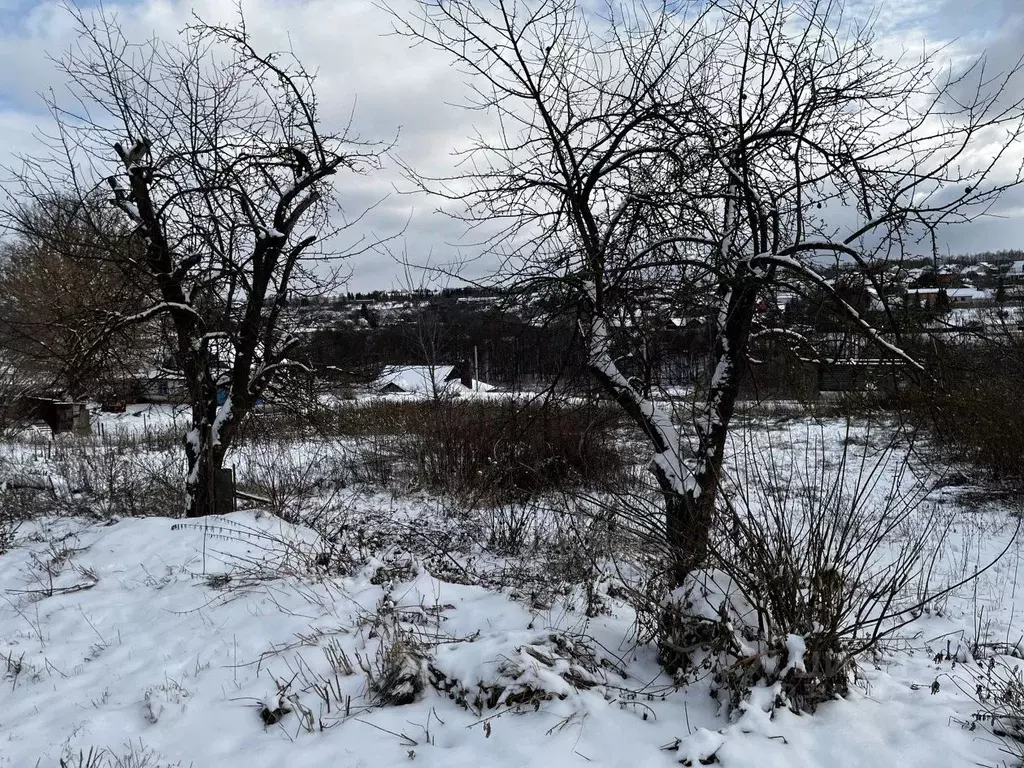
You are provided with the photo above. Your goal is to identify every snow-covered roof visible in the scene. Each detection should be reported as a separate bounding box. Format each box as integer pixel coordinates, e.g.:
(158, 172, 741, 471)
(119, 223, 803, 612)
(142, 369, 187, 381)
(947, 288, 988, 300)
(669, 317, 703, 327)
(906, 287, 988, 298)
(1008, 260, 1024, 275)
(374, 365, 494, 394)
(377, 365, 454, 393)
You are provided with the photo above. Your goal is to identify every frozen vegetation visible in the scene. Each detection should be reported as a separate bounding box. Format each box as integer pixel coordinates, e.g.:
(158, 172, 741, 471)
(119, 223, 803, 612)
(0, 401, 1022, 768)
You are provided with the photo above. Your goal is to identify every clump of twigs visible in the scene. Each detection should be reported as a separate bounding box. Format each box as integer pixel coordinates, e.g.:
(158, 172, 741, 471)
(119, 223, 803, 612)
(660, 421, 1003, 714)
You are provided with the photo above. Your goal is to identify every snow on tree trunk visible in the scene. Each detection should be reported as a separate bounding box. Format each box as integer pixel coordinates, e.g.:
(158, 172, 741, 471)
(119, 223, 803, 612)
(583, 291, 708, 585)
(183, 385, 235, 518)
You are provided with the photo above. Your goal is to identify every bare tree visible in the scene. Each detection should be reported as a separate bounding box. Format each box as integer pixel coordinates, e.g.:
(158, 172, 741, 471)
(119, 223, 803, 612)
(0, 354, 31, 436)
(0, 195, 151, 398)
(4, 7, 386, 516)
(388, 0, 1024, 584)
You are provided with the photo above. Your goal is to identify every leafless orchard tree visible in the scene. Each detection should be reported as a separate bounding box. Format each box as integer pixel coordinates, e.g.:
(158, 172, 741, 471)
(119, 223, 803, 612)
(388, 0, 1024, 585)
(0, 196, 152, 398)
(3, 7, 386, 516)
(0, 354, 32, 436)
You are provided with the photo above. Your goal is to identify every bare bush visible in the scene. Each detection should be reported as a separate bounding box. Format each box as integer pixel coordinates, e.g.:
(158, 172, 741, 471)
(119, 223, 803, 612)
(57, 742, 184, 768)
(0, 478, 36, 552)
(233, 436, 348, 522)
(0, 429, 185, 521)
(0, 509, 22, 555)
(345, 431, 400, 489)
(60, 446, 183, 519)
(483, 500, 541, 556)
(898, 340, 1024, 484)
(316, 398, 627, 503)
(653, 420, 1009, 713)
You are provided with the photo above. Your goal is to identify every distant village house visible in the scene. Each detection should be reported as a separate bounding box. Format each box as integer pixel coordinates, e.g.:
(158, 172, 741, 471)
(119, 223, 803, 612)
(374, 364, 494, 395)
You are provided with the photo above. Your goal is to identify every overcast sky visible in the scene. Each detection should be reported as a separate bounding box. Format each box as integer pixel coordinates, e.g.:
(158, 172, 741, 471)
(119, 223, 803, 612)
(0, 0, 1021, 291)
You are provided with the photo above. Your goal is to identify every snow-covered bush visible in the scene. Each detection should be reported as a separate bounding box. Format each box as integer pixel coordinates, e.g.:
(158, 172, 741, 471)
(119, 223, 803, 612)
(353, 589, 435, 707)
(360, 630, 430, 706)
(428, 631, 617, 715)
(143, 680, 190, 724)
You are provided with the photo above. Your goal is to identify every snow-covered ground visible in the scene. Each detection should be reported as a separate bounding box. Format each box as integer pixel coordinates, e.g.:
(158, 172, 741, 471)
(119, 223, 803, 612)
(1, 405, 1022, 767)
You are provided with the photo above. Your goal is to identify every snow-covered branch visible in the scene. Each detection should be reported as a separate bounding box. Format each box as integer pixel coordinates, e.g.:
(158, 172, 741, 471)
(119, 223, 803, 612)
(750, 253, 923, 372)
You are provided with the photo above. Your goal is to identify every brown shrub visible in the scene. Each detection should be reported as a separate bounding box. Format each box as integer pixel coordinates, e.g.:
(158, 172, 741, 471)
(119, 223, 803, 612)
(322, 397, 628, 502)
(897, 339, 1024, 482)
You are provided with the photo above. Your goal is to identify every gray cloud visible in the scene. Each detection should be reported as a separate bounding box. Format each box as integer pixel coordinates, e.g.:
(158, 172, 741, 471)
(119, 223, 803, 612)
(0, 0, 1019, 291)
(0, 0, 482, 291)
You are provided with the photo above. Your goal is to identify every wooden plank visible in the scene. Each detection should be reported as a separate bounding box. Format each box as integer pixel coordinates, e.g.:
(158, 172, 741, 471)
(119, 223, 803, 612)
(234, 488, 273, 506)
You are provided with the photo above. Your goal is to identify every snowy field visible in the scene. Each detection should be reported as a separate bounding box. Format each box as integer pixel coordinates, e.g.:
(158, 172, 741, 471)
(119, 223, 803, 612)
(1, 403, 1022, 768)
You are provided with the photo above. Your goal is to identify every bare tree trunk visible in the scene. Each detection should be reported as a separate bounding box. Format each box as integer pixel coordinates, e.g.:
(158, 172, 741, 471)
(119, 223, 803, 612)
(185, 433, 219, 519)
(185, 442, 228, 518)
(676, 274, 760, 581)
(584, 302, 698, 582)
(585, 261, 760, 588)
